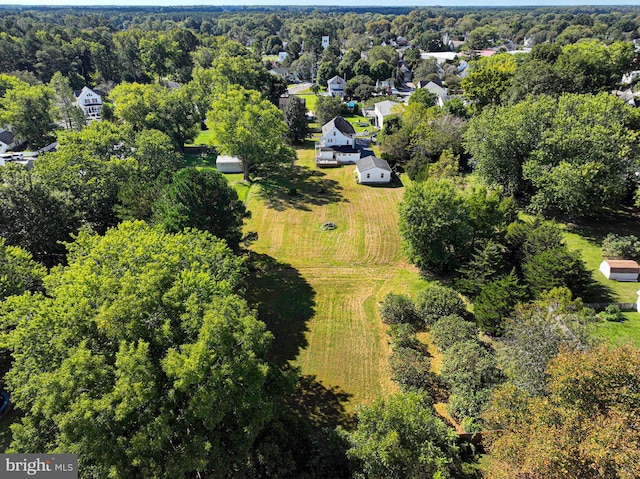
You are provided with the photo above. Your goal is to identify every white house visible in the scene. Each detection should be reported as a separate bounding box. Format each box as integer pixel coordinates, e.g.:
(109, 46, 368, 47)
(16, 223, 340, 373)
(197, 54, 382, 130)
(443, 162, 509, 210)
(355, 156, 392, 184)
(599, 260, 640, 282)
(327, 75, 346, 97)
(216, 155, 243, 174)
(278, 51, 289, 63)
(374, 100, 405, 130)
(322, 36, 330, 49)
(0, 129, 15, 154)
(316, 116, 360, 167)
(74, 86, 102, 121)
(420, 51, 457, 64)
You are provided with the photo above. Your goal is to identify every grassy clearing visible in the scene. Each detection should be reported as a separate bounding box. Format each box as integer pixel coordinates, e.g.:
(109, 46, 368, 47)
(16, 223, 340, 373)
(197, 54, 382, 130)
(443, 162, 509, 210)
(244, 144, 426, 409)
(593, 312, 640, 348)
(188, 129, 214, 146)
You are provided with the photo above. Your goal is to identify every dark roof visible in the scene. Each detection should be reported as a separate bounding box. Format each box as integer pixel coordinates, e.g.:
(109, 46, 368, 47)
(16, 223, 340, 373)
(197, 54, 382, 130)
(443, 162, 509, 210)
(0, 130, 14, 145)
(356, 156, 391, 172)
(318, 145, 359, 154)
(322, 116, 356, 137)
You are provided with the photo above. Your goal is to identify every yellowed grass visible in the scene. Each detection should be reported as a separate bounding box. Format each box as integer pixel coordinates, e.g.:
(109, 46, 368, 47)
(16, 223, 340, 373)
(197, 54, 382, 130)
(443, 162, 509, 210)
(244, 146, 426, 409)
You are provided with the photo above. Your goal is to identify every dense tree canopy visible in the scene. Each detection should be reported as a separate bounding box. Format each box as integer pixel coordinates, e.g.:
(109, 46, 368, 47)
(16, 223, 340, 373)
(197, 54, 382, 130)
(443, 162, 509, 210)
(1, 222, 275, 478)
(484, 345, 640, 479)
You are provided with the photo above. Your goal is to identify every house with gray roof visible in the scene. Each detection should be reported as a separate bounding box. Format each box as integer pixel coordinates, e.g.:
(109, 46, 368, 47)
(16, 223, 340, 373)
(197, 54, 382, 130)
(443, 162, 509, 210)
(374, 100, 405, 130)
(0, 129, 15, 154)
(355, 156, 392, 184)
(327, 75, 346, 97)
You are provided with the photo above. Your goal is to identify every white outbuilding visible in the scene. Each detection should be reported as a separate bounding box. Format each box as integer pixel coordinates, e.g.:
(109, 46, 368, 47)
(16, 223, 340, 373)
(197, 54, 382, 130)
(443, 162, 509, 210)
(216, 155, 243, 174)
(599, 260, 640, 282)
(355, 156, 392, 184)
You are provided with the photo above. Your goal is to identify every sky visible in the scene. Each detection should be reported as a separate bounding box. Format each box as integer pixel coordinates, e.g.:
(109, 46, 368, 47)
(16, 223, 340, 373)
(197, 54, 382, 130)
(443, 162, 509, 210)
(0, 0, 639, 5)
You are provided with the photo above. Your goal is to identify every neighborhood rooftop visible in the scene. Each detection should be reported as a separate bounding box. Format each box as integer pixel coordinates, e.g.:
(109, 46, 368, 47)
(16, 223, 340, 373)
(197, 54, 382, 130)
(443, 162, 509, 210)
(321, 116, 355, 137)
(355, 156, 392, 172)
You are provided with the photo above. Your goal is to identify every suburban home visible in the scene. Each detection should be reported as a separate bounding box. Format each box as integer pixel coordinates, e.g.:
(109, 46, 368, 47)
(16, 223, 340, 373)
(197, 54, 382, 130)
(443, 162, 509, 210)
(322, 36, 330, 49)
(355, 156, 392, 184)
(420, 51, 457, 64)
(269, 67, 296, 83)
(327, 75, 347, 97)
(216, 155, 243, 174)
(0, 129, 16, 154)
(74, 86, 102, 121)
(316, 116, 360, 167)
(599, 260, 640, 282)
(421, 80, 448, 98)
(374, 100, 405, 130)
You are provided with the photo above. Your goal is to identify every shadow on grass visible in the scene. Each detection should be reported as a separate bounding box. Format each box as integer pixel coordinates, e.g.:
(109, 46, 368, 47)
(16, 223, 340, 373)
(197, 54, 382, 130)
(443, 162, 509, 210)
(245, 253, 315, 366)
(560, 206, 640, 243)
(289, 375, 355, 429)
(255, 164, 346, 212)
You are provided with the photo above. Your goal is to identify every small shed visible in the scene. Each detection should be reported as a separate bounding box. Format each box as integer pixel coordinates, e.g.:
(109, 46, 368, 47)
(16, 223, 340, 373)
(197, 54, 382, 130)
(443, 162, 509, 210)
(216, 155, 243, 174)
(599, 260, 640, 282)
(355, 157, 392, 184)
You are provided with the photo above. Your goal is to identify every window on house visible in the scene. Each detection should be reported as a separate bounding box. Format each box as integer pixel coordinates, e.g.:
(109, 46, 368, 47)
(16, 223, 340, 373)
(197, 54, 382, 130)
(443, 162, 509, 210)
(333, 132, 336, 136)
(366, 173, 370, 179)
(381, 173, 384, 178)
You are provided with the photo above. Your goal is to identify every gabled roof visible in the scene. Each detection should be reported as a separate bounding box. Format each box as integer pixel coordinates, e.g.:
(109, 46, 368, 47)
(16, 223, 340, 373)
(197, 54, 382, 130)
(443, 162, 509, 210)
(327, 75, 346, 85)
(0, 130, 14, 145)
(374, 100, 405, 117)
(356, 156, 391, 172)
(74, 86, 100, 98)
(322, 116, 355, 137)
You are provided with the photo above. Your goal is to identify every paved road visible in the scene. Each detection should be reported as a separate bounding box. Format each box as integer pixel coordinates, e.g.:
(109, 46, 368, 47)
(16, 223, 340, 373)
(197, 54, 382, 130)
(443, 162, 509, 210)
(287, 82, 312, 94)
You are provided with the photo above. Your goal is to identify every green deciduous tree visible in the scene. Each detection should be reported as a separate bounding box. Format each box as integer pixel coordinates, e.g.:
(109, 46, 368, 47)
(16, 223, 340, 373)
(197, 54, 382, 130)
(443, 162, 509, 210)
(461, 54, 517, 110)
(0, 164, 80, 267)
(0, 238, 46, 301)
(0, 80, 57, 148)
(207, 88, 295, 182)
(399, 179, 472, 273)
(379, 293, 421, 327)
(1, 222, 275, 478)
(344, 392, 461, 479)
(314, 95, 344, 127)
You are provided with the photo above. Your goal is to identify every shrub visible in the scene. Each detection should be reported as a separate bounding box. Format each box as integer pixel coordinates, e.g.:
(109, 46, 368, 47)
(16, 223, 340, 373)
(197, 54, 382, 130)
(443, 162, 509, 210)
(599, 305, 624, 322)
(415, 284, 466, 326)
(388, 323, 420, 349)
(379, 293, 421, 326)
(388, 346, 433, 392)
(602, 233, 640, 261)
(431, 315, 478, 352)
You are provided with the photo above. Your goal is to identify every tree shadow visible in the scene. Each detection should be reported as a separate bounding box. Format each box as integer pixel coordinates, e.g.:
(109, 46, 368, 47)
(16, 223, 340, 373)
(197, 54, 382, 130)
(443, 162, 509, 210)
(254, 164, 346, 212)
(245, 252, 315, 366)
(557, 206, 640, 244)
(289, 374, 355, 430)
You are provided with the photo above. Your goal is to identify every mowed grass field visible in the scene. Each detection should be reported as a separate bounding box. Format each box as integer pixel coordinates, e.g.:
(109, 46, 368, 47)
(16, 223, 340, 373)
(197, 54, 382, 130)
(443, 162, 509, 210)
(244, 145, 428, 410)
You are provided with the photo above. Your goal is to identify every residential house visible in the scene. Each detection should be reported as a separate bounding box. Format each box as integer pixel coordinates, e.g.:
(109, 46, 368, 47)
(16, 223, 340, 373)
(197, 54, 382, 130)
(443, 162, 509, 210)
(316, 116, 360, 167)
(74, 86, 102, 121)
(599, 260, 639, 282)
(374, 100, 405, 130)
(322, 36, 330, 49)
(376, 80, 395, 95)
(0, 129, 15, 154)
(327, 75, 347, 97)
(420, 79, 448, 105)
(269, 67, 296, 83)
(278, 51, 288, 63)
(420, 51, 457, 64)
(622, 71, 640, 85)
(355, 156, 392, 184)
